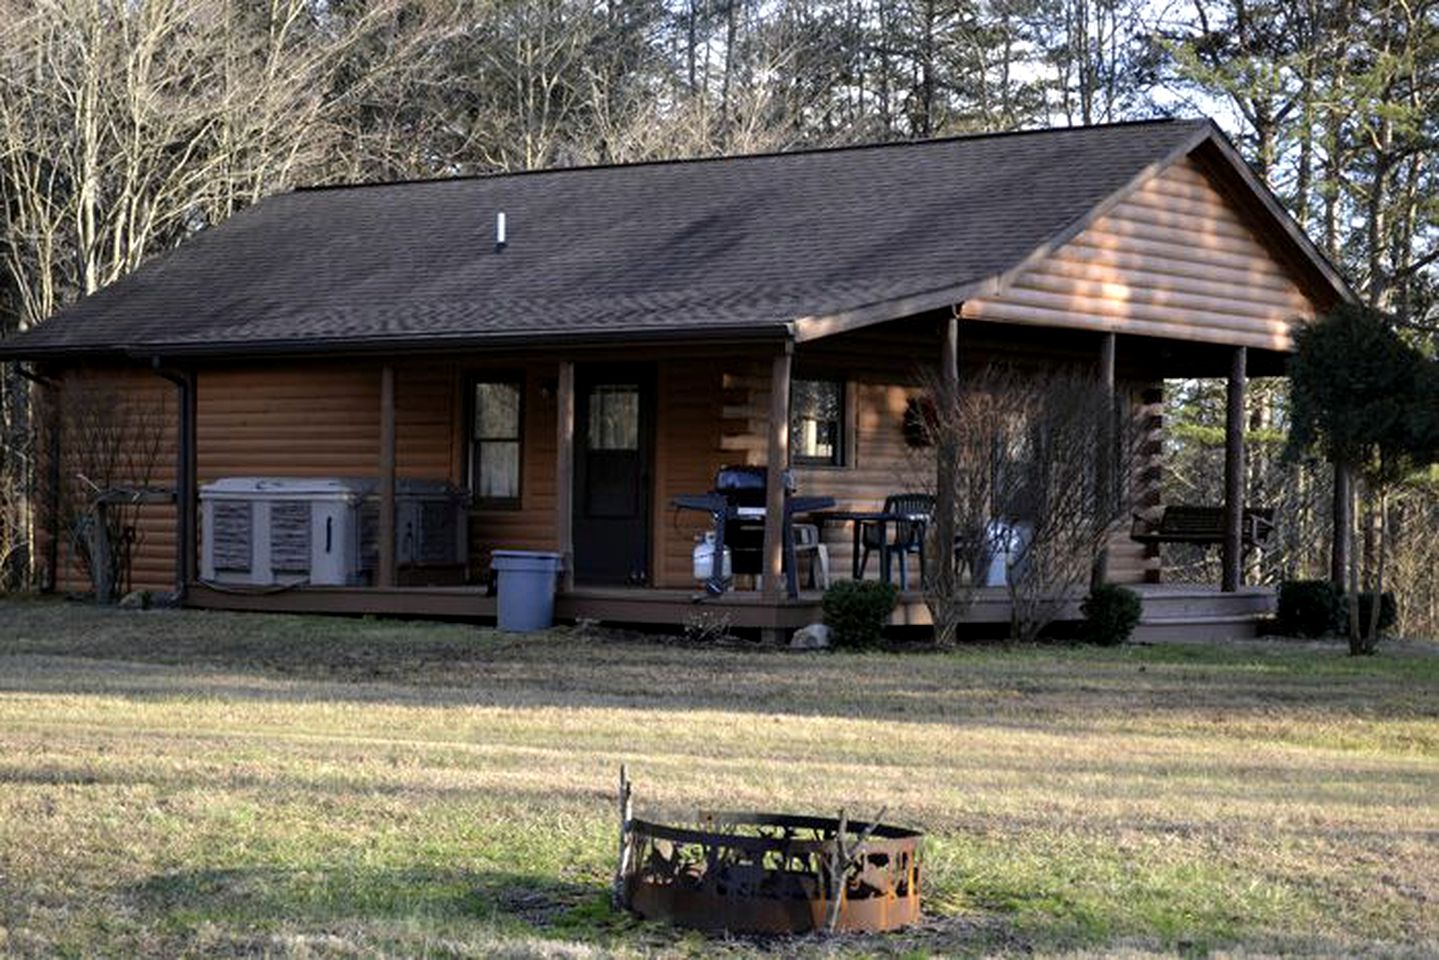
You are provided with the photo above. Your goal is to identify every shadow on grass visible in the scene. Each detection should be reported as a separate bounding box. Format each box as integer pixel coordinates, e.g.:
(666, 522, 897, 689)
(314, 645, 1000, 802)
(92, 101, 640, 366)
(132, 863, 607, 935)
(126, 863, 1005, 957)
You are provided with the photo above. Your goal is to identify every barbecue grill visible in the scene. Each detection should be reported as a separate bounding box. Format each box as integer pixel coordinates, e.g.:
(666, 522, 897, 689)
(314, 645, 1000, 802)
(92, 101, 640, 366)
(672, 466, 834, 598)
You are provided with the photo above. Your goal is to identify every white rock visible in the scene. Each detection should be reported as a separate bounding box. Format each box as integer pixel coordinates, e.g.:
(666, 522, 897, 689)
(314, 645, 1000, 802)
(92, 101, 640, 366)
(117, 590, 148, 610)
(790, 623, 831, 650)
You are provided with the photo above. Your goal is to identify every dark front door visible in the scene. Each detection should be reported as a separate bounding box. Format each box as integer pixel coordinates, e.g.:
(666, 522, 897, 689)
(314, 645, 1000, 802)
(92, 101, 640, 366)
(574, 366, 654, 585)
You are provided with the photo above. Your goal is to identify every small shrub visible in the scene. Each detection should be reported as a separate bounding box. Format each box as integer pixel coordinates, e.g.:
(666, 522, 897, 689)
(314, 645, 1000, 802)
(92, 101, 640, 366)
(1277, 580, 1342, 638)
(1338, 591, 1398, 640)
(1078, 584, 1142, 646)
(822, 579, 898, 648)
(682, 610, 734, 644)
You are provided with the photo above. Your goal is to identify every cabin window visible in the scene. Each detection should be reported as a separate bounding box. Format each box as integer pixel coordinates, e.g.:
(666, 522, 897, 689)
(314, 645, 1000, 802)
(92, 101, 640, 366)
(791, 379, 846, 466)
(470, 379, 523, 506)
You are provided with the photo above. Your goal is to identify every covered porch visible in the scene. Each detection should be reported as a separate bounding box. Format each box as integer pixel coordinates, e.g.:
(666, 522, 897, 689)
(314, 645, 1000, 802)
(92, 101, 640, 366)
(176, 313, 1289, 640)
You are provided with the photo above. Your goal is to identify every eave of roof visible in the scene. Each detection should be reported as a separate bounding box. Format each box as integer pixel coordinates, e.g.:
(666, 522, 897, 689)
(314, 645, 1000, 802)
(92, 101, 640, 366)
(2, 321, 797, 365)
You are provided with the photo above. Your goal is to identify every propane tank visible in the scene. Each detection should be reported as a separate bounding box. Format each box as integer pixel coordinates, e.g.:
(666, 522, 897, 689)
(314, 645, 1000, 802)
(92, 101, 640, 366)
(692, 531, 732, 581)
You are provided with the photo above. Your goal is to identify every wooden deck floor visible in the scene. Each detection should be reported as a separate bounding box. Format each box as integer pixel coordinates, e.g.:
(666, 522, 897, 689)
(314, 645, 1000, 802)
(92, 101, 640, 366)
(187, 581, 1276, 639)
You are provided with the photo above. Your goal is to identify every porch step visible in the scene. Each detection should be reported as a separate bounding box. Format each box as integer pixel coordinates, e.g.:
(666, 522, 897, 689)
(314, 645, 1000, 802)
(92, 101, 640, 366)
(1136, 589, 1274, 620)
(1132, 614, 1262, 643)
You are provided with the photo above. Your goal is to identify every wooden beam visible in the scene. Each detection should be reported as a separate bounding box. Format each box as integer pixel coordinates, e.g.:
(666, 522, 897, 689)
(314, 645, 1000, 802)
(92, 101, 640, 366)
(377, 362, 397, 588)
(761, 344, 793, 602)
(1092, 332, 1117, 590)
(1221, 346, 1247, 592)
(556, 361, 575, 592)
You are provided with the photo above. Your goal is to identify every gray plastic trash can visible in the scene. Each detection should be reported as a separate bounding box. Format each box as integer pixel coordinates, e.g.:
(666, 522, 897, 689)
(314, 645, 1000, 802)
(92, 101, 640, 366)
(492, 550, 564, 632)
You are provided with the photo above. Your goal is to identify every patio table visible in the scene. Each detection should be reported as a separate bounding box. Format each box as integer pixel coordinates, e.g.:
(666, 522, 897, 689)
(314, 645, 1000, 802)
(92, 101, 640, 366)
(671, 494, 835, 598)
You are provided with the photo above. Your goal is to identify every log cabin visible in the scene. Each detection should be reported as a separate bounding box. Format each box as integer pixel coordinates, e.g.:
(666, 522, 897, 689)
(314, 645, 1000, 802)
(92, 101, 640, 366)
(0, 118, 1355, 639)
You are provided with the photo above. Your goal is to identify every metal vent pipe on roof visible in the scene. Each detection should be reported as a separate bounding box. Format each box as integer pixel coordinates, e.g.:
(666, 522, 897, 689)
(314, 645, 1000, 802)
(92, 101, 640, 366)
(496, 211, 507, 252)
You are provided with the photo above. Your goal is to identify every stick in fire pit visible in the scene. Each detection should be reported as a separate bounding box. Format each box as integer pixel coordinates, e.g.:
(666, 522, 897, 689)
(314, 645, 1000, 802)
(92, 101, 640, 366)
(613, 764, 634, 910)
(824, 805, 889, 933)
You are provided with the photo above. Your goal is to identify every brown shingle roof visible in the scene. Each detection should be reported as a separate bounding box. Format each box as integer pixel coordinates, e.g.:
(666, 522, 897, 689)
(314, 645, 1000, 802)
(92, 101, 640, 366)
(3, 118, 1321, 359)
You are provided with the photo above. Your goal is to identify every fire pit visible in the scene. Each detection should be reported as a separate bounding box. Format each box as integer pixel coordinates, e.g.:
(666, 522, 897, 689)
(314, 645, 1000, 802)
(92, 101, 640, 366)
(615, 808, 922, 934)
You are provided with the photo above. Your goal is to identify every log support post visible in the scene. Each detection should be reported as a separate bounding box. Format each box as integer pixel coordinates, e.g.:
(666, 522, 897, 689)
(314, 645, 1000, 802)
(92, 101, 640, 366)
(378, 362, 397, 588)
(556, 361, 576, 593)
(934, 313, 959, 593)
(176, 370, 196, 598)
(1092, 332, 1116, 591)
(761, 341, 793, 620)
(152, 363, 197, 601)
(1221, 346, 1247, 593)
(46, 380, 61, 592)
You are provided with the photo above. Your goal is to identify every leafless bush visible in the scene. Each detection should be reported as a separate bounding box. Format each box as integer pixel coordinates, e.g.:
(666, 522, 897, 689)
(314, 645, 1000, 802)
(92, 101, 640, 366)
(45, 385, 167, 601)
(915, 364, 1147, 643)
(0, 364, 34, 591)
(681, 610, 737, 644)
(1386, 481, 1439, 638)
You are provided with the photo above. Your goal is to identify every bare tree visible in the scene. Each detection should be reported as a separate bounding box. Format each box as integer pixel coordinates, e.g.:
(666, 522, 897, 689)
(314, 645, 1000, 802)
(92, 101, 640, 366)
(42, 383, 168, 601)
(917, 364, 1146, 643)
(0, 0, 451, 590)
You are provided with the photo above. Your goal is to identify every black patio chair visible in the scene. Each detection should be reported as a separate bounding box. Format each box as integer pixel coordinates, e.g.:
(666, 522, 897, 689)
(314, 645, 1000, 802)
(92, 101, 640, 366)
(857, 492, 934, 589)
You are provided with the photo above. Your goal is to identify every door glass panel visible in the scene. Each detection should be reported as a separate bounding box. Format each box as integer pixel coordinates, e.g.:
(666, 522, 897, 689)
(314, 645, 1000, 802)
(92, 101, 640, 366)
(587, 384, 640, 450)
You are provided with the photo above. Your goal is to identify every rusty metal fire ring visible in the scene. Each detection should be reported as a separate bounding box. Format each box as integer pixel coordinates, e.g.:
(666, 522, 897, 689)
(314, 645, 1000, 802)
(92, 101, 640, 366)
(619, 811, 922, 934)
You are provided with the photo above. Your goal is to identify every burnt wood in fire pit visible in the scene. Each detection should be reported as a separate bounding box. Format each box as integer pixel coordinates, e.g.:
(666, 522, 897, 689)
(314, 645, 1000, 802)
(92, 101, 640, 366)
(618, 810, 922, 934)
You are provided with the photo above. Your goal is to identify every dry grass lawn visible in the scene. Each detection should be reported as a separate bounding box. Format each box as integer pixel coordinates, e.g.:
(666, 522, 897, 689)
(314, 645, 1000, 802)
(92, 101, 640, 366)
(0, 597, 1435, 958)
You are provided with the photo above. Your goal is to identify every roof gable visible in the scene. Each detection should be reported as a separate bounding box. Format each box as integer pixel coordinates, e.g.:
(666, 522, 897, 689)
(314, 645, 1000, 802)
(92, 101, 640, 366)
(962, 155, 1327, 350)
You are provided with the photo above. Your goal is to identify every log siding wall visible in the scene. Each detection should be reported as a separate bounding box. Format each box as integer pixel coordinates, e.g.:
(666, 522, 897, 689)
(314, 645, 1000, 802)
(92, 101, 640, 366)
(464, 362, 559, 575)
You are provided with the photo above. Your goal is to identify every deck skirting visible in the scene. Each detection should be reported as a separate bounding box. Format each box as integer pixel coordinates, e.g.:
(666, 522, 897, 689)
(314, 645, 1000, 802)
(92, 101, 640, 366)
(186, 583, 1275, 639)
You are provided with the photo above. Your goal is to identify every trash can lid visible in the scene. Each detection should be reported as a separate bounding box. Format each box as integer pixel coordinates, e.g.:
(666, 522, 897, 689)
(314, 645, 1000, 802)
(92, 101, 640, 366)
(491, 550, 566, 572)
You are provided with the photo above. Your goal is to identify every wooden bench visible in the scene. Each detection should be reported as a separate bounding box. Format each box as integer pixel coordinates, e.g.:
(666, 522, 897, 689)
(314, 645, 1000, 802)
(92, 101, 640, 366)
(1130, 505, 1275, 548)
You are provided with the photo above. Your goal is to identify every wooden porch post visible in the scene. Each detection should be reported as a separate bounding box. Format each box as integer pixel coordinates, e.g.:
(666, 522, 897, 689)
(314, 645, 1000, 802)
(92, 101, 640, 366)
(761, 342, 793, 603)
(934, 314, 959, 592)
(556, 361, 575, 592)
(177, 369, 196, 598)
(1092, 332, 1117, 590)
(1221, 346, 1247, 593)
(152, 364, 197, 600)
(377, 362, 397, 588)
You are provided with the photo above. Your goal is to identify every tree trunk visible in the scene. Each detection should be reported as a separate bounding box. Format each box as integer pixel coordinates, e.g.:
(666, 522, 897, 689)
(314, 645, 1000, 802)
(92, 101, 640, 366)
(1348, 477, 1363, 654)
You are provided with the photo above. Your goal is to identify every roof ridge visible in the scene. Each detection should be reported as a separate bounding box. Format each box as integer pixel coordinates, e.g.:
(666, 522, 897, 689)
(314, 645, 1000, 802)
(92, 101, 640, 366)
(294, 115, 1206, 195)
